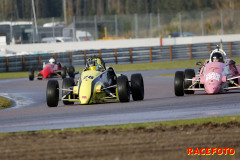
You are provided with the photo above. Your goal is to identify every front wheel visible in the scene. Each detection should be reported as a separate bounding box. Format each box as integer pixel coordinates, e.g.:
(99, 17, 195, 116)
(174, 71, 184, 96)
(46, 80, 59, 107)
(68, 66, 75, 78)
(117, 75, 130, 102)
(131, 73, 144, 101)
(29, 68, 34, 81)
(184, 69, 195, 94)
(62, 78, 75, 105)
(61, 66, 67, 79)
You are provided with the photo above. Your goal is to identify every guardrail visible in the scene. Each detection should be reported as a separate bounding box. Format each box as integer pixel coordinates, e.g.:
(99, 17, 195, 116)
(0, 41, 240, 72)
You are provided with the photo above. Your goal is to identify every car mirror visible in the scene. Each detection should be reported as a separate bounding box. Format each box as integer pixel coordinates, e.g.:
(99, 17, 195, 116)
(229, 61, 236, 65)
(196, 61, 203, 66)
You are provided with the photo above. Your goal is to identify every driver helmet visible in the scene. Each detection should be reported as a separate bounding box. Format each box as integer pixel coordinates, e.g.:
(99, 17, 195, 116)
(87, 60, 97, 70)
(209, 48, 226, 63)
(211, 52, 224, 62)
(49, 58, 55, 64)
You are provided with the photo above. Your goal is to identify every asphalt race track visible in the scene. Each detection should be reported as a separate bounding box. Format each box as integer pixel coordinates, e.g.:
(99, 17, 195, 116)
(1, 69, 240, 133)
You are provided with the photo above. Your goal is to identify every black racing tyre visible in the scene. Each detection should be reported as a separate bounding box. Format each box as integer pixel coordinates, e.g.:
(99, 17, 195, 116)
(61, 66, 67, 79)
(29, 68, 34, 81)
(174, 71, 184, 96)
(68, 66, 75, 78)
(184, 69, 195, 94)
(131, 73, 144, 101)
(62, 78, 75, 105)
(117, 75, 130, 102)
(46, 80, 59, 107)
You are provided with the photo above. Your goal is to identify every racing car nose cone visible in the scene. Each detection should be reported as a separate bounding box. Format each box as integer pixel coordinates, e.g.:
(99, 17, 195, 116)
(42, 67, 50, 78)
(205, 83, 220, 94)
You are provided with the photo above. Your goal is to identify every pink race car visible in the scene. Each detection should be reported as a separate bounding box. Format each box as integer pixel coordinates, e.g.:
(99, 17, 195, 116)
(175, 46, 240, 96)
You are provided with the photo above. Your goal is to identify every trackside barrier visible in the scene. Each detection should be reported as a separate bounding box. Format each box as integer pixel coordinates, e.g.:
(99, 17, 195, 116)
(1, 41, 240, 72)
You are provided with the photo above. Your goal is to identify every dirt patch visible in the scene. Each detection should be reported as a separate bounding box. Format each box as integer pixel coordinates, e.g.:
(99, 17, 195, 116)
(0, 121, 239, 160)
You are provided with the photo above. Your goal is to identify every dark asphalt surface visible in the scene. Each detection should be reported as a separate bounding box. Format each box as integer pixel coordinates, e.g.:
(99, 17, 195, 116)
(1, 69, 240, 133)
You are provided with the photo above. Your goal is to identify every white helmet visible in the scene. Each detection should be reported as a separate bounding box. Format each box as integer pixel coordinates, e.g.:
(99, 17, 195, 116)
(49, 58, 55, 64)
(209, 48, 227, 63)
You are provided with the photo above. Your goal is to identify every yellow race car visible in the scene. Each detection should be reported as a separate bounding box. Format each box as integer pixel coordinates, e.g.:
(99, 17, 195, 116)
(46, 56, 144, 107)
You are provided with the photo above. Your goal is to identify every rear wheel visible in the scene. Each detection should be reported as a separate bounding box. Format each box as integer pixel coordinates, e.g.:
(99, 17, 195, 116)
(184, 69, 195, 94)
(68, 66, 75, 78)
(117, 75, 130, 102)
(174, 71, 184, 96)
(131, 73, 144, 101)
(62, 78, 75, 105)
(46, 80, 59, 107)
(29, 68, 34, 81)
(61, 66, 67, 79)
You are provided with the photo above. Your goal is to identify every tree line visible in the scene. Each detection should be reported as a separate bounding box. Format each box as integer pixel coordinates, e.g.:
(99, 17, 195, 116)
(0, 0, 239, 20)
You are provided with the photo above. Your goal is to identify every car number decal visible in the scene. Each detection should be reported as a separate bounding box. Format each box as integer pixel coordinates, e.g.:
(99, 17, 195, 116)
(206, 72, 220, 81)
(83, 76, 94, 80)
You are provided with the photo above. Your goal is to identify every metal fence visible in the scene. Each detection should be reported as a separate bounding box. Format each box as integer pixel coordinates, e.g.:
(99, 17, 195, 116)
(1, 41, 240, 73)
(1, 9, 240, 44)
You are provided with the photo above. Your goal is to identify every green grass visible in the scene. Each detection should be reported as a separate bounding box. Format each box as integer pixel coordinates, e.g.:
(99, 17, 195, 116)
(109, 59, 204, 72)
(0, 97, 12, 109)
(0, 72, 29, 79)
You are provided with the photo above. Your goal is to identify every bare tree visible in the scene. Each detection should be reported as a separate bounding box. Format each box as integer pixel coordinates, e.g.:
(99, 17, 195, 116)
(97, 0, 102, 17)
(67, 0, 73, 22)
(76, 0, 81, 16)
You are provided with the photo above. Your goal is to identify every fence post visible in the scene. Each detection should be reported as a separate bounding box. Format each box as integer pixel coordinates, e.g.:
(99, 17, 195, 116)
(189, 44, 192, 59)
(6, 57, 8, 72)
(149, 47, 152, 62)
(99, 49, 102, 58)
(53, 53, 56, 59)
(169, 46, 172, 61)
(38, 55, 41, 66)
(22, 55, 25, 71)
(69, 52, 72, 66)
(130, 48, 133, 63)
(114, 49, 118, 64)
(84, 50, 87, 65)
(229, 42, 232, 57)
(208, 43, 212, 52)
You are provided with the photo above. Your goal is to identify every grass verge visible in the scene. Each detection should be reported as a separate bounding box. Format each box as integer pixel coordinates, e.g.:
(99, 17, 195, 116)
(0, 72, 29, 79)
(0, 96, 12, 109)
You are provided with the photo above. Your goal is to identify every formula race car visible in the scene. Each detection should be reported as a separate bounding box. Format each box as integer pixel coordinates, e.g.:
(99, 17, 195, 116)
(46, 56, 144, 107)
(29, 58, 75, 81)
(174, 45, 240, 96)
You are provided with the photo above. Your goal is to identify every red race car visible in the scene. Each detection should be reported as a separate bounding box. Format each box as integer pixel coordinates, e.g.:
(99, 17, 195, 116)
(29, 58, 75, 81)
